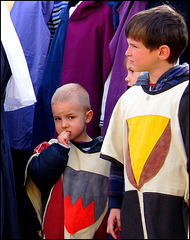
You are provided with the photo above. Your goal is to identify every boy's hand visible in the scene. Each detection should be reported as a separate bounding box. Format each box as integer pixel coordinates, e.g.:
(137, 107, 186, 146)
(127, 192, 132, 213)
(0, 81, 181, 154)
(58, 131, 71, 147)
(107, 208, 121, 239)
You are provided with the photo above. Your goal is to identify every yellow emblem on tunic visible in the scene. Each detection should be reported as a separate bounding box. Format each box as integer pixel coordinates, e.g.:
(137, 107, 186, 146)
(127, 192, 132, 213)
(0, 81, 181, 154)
(127, 115, 170, 186)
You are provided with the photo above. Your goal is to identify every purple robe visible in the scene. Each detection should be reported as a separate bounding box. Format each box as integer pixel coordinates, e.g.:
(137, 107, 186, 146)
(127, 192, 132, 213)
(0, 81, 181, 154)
(103, 1, 147, 135)
(60, 1, 115, 138)
(5, 1, 53, 151)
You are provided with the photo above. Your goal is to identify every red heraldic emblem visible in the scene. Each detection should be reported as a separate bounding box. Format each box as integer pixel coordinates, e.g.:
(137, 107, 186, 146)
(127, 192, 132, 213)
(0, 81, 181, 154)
(64, 194, 95, 234)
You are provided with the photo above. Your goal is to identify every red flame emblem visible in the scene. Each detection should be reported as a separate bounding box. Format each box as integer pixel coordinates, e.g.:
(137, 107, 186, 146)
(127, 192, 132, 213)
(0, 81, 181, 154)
(64, 194, 95, 234)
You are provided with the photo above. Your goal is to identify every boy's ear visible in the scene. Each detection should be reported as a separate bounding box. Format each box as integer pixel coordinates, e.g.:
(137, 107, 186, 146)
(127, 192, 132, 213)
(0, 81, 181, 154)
(158, 45, 170, 60)
(85, 110, 93, 123)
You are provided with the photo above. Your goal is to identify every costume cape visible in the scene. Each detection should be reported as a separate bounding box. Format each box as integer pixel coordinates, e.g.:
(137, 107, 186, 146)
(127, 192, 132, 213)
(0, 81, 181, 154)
(101, 80, 189, 238)
(25, 139, 111, 239)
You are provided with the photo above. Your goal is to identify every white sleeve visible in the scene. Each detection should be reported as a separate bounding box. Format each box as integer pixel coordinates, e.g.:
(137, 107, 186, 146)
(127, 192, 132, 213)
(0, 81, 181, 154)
(101, 94, 127, 165)
(99, 67, 112, 128)
(1, 1, 36, 111)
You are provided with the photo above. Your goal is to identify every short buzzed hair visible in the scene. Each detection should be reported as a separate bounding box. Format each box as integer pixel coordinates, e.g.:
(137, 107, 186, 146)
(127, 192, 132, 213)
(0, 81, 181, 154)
(125, 4, 188, 64)
(51, 83, 91, 111)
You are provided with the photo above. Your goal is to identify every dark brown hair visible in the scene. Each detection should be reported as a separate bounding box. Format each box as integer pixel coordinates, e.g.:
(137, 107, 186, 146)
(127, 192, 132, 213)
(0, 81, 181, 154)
(125, 5, 188, 63)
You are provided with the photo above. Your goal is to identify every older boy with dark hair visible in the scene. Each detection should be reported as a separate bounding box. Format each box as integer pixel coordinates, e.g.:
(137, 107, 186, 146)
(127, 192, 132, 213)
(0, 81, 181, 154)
(101, 5, 189, 239)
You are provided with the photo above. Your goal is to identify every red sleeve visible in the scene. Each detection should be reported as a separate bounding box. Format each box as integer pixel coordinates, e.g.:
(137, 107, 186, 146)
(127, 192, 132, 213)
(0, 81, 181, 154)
(33, 141, 50, 154)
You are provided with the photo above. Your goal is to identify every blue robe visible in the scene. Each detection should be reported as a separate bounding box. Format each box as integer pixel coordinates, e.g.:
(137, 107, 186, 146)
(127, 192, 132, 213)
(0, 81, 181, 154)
(1, 42, 21, 239)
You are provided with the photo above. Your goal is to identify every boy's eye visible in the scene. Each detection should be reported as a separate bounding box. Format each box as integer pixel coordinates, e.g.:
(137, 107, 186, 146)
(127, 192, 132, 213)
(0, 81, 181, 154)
(54, 117, 61, 121)
(130, 43, 138, 49)
(68, 116, 75, 119)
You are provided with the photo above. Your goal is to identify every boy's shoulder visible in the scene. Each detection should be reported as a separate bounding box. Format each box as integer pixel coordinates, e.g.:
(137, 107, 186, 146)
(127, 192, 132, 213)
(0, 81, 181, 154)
(33, 139, 58, 154)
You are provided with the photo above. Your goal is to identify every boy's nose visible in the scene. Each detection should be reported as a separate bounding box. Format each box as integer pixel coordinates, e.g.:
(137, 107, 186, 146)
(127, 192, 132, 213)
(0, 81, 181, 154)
(125, 47, 131, 56)
(61, 120, 69, 129)
(125, 74, 129, 82)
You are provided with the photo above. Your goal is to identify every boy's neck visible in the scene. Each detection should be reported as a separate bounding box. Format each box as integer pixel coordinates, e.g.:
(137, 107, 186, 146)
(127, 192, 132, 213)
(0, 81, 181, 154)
(149, 62, 175, 84)
(74, 134, 92, 143)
